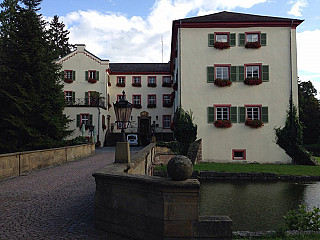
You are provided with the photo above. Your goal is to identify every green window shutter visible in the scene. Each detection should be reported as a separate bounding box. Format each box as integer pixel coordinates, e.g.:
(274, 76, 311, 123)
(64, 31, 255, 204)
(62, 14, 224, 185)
(60, 71, 65, 80)
(260, 33, 267, 46)
(239, 33, 245, 46)
(76, 114, 80, 127)
(230, 66, 237, 82)
(238, 107, 246, 123)
(96, 71, 99, 81)
(207, 66, 215, 83)
(85, 71, 88, 81)
(207, 107, 214, 123)
(238, 66, 245, 82)
(230, 106, 237, 123)
(208, 34, 215, 47)
(262, 65, 269, 82)
(72, 92, 75, 103)
(85, 92, 89, 105)
(72, 71, 75, 81)
(89, 114, 93, 125)
(229, 33, 236, 47)
(261, 107, 268, 123)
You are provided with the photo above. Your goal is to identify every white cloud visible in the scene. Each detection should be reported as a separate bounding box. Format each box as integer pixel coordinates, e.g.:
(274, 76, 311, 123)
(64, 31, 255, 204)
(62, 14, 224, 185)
(287, 0, 307, 17)
(58, 0, 267, 63)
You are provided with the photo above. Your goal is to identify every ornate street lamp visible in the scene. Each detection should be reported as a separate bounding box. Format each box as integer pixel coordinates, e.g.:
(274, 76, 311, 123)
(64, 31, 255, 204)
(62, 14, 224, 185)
(113, 91, 133, 163)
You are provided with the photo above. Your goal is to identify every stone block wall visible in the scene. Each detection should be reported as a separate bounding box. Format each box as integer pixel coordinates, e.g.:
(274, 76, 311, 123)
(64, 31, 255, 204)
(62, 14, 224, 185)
(0, 144, 95, 180)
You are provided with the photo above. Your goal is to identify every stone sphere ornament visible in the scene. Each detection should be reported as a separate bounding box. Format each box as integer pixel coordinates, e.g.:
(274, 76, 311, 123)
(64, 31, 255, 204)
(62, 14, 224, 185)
(167, 155, 193, 181)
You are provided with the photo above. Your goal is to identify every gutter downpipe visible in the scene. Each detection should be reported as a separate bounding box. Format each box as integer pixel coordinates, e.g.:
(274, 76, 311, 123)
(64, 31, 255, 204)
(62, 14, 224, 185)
(179, 20, 182, 108)
(289, 20, 295, 164)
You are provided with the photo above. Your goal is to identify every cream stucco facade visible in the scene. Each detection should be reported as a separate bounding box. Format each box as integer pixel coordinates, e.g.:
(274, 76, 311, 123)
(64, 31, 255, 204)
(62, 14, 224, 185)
(170, 12, 302, 163)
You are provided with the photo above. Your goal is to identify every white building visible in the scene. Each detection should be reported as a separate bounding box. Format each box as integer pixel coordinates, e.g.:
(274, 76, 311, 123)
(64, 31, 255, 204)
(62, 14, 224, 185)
(170, 11, 303, 163)
(59, 11, 303, 163)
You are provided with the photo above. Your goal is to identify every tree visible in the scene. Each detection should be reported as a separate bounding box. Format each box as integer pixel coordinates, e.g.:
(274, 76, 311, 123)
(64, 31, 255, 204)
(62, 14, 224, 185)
(48, 15, 73, 59)
(172, 107, 197, 155)
(298, 80, 320, 144)
(0, 0, 71, 153)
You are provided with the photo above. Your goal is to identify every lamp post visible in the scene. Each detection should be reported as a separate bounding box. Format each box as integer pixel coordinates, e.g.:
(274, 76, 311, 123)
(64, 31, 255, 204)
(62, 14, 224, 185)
(113, 91, 133, 163)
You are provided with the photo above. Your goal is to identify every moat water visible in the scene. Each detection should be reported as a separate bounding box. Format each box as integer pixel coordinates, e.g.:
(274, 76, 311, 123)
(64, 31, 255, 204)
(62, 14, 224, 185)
(199, 181, 320, 231)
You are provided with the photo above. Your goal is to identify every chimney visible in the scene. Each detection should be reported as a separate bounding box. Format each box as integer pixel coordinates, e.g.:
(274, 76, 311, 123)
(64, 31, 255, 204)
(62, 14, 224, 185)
(75, 44, 86, 52)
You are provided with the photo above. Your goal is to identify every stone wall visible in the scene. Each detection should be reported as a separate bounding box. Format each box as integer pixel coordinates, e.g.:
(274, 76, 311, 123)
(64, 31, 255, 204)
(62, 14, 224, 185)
(0, 144, 95, 180)
(93, 143, 232, 239)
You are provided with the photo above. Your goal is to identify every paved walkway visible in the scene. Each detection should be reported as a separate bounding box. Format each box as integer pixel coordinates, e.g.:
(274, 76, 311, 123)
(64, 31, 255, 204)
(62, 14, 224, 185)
(0, 147, 141, 240)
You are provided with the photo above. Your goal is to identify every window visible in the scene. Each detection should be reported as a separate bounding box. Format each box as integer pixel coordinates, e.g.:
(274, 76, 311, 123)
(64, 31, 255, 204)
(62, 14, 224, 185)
(239, 33, 266, 46)
(246, 33, 259, 43)
(117, 94, 126, 101)
(216, 107, 229, 120)
(163, 94, 171, 107)
(216, 34, 228, 43)
(117, 121, 125, 129)
(65, 70, 73, 80)
(246, 65, 260, 79)
(133, 95, 141, 105)
(148, 76, 157, 87)
(89, 70, 96, 79)
(81, 114, 89, 125)
(163, 115, 171, 129)
(215, 66, 229, 80)
(163, 76, 171, 84)
(232, 150, 246, 160)
(117, 76, 125, 86)
(64, 91, 73, 103)
(132, 76, 141, 84)
(148, 95, 156, 105)
(246, 106, 260, 120)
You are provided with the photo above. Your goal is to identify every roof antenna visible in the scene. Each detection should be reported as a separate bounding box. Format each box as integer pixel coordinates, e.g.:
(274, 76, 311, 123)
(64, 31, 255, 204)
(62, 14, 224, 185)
(161, 36, 163, 63)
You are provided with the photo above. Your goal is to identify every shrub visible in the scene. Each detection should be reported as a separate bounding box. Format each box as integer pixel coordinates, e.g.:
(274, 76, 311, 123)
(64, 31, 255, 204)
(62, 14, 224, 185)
(284, 205, 320, 231)
(156, 141, 180, 154)
(172, 107, 197, 155)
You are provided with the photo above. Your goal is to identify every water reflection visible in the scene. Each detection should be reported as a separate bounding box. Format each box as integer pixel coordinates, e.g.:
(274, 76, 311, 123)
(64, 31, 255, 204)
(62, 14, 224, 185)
(199, 181, 320, 231)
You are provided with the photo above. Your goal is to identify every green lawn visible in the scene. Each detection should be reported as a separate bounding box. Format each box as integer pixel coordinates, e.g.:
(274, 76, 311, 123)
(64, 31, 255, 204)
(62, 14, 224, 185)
(156, 162, 320, 176)
(314, 156, 320, 164)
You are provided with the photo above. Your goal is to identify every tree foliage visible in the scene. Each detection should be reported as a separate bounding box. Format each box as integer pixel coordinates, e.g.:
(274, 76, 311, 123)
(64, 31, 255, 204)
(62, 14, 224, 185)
(275, 98, 316, 165)
(298, 80, 320, 144)
(172, 107, 197, 156)
(0, 0, 71, 153)
(48, 15, 73, 59)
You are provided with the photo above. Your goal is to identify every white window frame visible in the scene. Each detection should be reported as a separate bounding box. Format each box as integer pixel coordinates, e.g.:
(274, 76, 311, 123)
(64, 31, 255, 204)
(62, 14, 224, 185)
(163, 76, 171, 84)
(65, 70, 73, 79)
(65, 92, 72, 103)
(133, 95, 141, 105)
(148, 95, 156, 105)
(163, 95, 171, 105)
(246, 107, 260, 120)
(216, 66, 229, 80)
(148, 77, 156, 84)
(216, 107, 230, 120)
(117, 77, 125, 84)
(81, 114, 89, 125)
(246, 66, 260, 79)
(133, 76, 141, 84)
(246, 33, 259, 43)
(163, 115, 171, 129)
(216, 34, 228, 43)
(89, 70, 96, 79)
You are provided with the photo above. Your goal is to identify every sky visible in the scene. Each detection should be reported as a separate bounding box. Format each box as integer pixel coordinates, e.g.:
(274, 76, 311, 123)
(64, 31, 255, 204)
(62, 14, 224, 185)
(39, 0, 320, 97)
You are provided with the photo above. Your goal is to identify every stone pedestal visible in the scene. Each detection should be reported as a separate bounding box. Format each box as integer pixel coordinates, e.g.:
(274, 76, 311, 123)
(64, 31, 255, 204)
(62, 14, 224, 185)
(115, 142, 130, 163)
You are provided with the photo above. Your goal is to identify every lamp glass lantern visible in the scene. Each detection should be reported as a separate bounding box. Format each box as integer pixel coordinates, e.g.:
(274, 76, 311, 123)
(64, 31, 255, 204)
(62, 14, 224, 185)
(113, 91, 133, 142)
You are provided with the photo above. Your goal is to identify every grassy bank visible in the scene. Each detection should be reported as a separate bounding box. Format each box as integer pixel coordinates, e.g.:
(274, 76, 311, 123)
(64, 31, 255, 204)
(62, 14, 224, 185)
(156, 162, 320, 176)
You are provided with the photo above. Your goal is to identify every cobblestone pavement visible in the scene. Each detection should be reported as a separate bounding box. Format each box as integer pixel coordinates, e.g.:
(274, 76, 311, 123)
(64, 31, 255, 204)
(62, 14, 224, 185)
(0, 147, 142, 240)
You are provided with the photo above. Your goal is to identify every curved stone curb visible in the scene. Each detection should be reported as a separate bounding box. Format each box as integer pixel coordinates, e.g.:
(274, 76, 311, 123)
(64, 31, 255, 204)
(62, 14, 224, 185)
(153, 169, 320, 181)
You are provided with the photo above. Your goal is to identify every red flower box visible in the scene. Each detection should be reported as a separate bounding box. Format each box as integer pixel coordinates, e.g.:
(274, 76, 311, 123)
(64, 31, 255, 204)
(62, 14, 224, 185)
(245, 42, 261, 49)
(88, 78, 97, 83)
(148, 83, 157, 87)
(64, 79, 73, 83)
(214, 42, 230, 50)
(116, 83, 125, 87)
(162, 82, 172, 87)
(132, 82, 141, 87)
(214, 120, 232, 128)
(244, 78, 262, 86)
(133, 104, 142, 109)
(245, 119, 264, 128)
(214, 78, 232, 87)
(147, 104, 156, 108)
